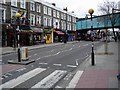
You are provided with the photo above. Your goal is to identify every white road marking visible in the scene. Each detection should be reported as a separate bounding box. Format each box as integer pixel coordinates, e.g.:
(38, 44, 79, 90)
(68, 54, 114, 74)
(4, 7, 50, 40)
(2, 75, 8, 78)
(34, 54, 37, 56)
(66, 71, 83, 88)
(53, 52, 60, 56)
(69, 48, 73, 50)
(1, 68, 46, 88)
(67, 65, 77, 68)
(39, 62, 48, 65)
(53, 64, 62, 66)
(36, 57, 41, 61)
(75, 59, 79, 66)
(44, 55, 51, 58)
(50, 50, 54, 52)
(83, 44, 89, 46)
(31, 70, 67, 88)
(55, 85, 63, 88)
(16, 68, 26, 72)
(5, 73, 12, 76)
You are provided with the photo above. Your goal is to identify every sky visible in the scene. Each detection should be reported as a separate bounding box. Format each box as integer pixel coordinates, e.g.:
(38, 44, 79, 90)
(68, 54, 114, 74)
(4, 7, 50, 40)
(43, 0, 120, 18)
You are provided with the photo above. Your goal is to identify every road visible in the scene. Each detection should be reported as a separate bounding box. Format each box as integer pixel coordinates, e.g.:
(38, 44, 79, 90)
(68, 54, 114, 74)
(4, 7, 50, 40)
(1, 41, 103, 89)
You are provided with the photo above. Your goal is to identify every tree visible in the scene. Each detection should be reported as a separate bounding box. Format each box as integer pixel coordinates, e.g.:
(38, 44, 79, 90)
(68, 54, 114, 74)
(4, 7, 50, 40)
(98, 0, 118, 41)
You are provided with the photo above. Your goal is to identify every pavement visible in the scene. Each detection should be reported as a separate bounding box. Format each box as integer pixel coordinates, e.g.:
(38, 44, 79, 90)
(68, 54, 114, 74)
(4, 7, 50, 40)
(1, 41, 120, 89)
(66, 41, 120, 89)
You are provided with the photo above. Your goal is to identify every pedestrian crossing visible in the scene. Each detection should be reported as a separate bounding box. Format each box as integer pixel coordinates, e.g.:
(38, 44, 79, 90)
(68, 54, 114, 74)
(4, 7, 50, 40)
(1, 67, 83, 89)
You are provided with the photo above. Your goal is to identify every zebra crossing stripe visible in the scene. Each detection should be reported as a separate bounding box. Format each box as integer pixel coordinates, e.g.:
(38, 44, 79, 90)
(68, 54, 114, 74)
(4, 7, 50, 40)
(1, 68, 46, 88)
(66, 70, 83, 88)
(31, 70, 67, 88)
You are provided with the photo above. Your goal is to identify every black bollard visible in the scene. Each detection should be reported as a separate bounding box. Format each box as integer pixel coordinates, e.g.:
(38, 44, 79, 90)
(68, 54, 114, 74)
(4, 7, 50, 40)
(18, 48, 21, 62)
(91, 43, 95, 66)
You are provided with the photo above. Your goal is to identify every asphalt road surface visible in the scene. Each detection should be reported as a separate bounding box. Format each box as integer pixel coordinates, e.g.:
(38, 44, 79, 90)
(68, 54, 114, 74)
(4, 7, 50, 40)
(1, 41, 103, 89)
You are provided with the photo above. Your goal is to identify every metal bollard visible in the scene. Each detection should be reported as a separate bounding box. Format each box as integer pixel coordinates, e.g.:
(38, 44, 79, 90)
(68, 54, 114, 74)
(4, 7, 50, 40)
(18, 48, 21, 62)
(91, 43, 95, 66)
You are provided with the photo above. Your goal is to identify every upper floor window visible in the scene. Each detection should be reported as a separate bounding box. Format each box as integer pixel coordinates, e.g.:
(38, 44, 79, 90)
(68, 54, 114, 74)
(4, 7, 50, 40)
(36, 4, 41, 13)
(61, 13, 64, 19)
(73, 17, 76, 23)
(47, 17, 52, 26)
(57, 11, 60, 18)
(30, 14, 35, 26)
(43, 16, 47, 26)
(64, 13, 66, 20)
(53, 10, 56, 17)
(48, 8, 51, 16)
(44, 6, 47, 14)
(11, 0, 17, 7)
(20, 0, 26, 9)
(0, 0, 5, 4)
(36, 15, 41, 26)
(0, 8, 6, 23)
(30, 1, 35, 11)
(11, 10, 17, 18)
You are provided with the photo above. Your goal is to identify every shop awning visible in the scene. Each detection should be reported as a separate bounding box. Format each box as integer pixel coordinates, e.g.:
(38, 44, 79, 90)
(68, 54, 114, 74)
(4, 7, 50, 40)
(19, 25, 32, 30)
(55, 31, 64, 35)
(32, 28, 43, 33)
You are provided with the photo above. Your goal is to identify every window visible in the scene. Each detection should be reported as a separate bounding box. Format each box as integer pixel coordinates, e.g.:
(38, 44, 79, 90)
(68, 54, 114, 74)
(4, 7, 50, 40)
(0, 8, 6, 23)
(43, 16, 47, 26)
(11, 10, 17, 18)
(64, 13, 66, 20)
(30, 14, 35, 26)
(48, 8, 51, 16)
(47, 17, 52, 26)
(11, 0, 17, 7)
(36, 4, 41, 13)
(0, 0, 5, 4)
(36, 15, 41, 26)
(20, 0, 26, 9)
(61, 13, 64, 19)
(30, 1, 35, 11)
(53, 10, 56, 17)
(57, 11, 60, 18)
(44, 6, 47, 14)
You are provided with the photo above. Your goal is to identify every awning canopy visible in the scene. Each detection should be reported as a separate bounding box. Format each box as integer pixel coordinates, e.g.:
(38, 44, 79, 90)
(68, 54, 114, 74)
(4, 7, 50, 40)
(19, 25, 32, 30)
(55, 31, 64, 35)
(32, 27, 43, 33)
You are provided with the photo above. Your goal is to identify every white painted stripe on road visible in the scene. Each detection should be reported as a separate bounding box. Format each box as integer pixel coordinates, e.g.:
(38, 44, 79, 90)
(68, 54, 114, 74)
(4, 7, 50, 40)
(34, 54, 37, 56)
(44, 55, 51, 57)
(36, 57, 41, 61)
(1, 68, 46, 88)
(66, 71, 83, 88)
(31, 70, 67, 88)
(39, 62, 48, 65)
(53, 64, 62, 66)
(67, 65, 77, 68)
(75, 59, 79, 66)
(69, 48, 73, 50)
(83, 44, 89, 46)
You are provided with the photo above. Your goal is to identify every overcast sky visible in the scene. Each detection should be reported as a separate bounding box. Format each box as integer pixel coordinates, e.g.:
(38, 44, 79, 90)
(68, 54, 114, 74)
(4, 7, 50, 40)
(43, 0, 119, 18)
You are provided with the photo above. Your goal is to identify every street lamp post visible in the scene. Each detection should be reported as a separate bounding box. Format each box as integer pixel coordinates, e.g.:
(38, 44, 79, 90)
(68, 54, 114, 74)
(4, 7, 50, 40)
(15, 12, 21, 62)
(88, 9, 95, 66)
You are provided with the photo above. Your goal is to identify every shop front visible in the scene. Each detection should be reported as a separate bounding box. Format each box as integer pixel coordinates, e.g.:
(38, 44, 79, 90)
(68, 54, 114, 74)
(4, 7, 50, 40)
(44, 28, 52, 44)
(32, 27, 43, 45)
(67, 31, 76, 41)
(53, 30, 64, 42)
(17, 25, 33, 46)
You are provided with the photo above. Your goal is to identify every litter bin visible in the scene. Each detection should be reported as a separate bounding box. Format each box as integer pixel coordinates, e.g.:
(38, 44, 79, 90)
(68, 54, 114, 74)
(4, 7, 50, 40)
(21, 47, 29, 61)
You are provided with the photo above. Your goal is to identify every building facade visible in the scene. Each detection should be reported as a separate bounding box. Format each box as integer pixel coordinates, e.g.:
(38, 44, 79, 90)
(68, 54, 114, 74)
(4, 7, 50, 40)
(0, 0, 76, 47)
